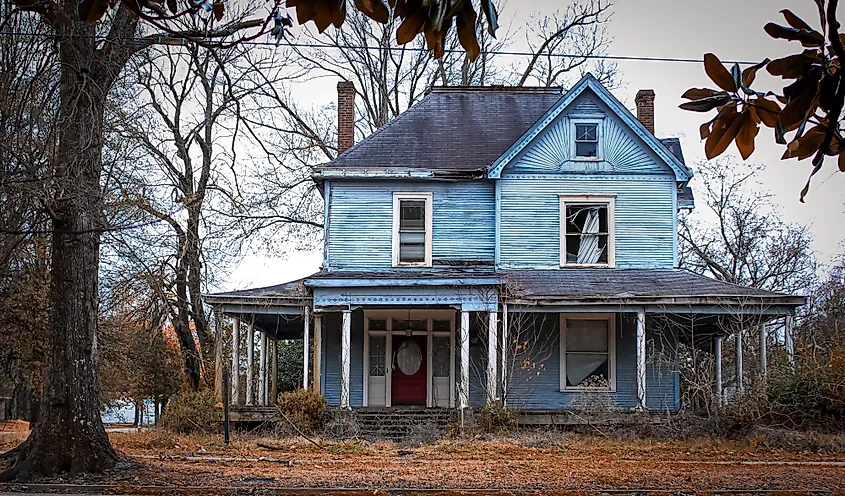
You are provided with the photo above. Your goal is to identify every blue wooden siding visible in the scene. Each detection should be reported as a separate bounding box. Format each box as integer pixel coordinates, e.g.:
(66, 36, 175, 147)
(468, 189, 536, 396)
(508, 93, 672, 176)
(505, 312, 679, 410)
(322, 311, 365, 406)
(498, 175, 677, 268)
(325, 181, 495, 270)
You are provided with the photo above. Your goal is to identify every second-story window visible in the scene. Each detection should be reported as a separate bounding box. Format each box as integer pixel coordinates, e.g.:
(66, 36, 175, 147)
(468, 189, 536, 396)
(573, 121, 600, 158)
(560, 195, 615, 267)
(393, 192, 433, 267)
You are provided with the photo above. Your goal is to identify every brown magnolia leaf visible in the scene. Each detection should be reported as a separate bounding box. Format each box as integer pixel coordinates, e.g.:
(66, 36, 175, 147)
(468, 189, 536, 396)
(678, 93, 733, 112)
(767, 51, 817, 79)
(355, 0, 389, 24)
(735, 111, 759, 160)
(780, 9, 813, 31)
(782, 126, 826, 160)
(167, 0, 177, 14)
(455, 1, 480, 61)
(705, 104, 739, 159)
(751, 97, 781, 127)
(700, 122, 711, 140)
(681, 87, 722, 100)
(289, 1, 316, 25)
(779, 87, 818, 131)
(764, 22, 825, 47)
(704, 53, 737, 93)
(839, 151, 845, 171)
(78, 0, 110, 24)
(397, 10, 426, 45)
(122, 0, 141, 14)
(742, 58, 770, 87)
(212, 1, 224, 21)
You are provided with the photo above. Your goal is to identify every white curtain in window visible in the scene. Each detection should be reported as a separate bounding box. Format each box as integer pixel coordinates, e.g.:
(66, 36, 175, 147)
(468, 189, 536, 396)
(577, 208, 602, 264)
(566, 354, 608, 386)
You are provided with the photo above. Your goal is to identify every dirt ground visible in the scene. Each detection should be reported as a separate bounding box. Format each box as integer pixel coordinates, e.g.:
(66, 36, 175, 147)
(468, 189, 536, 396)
(3, 428, 845, 492)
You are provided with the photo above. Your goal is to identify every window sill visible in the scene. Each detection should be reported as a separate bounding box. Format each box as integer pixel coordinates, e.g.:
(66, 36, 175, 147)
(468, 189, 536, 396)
(392, 263, 432, 268)
(560, 263, 615, 268)
(570, 156, 602, 162)
(560, 387, 617, 393)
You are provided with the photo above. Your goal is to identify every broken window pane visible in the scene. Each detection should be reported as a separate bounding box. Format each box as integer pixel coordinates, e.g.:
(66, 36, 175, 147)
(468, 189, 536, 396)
(565, 204, 609, 264)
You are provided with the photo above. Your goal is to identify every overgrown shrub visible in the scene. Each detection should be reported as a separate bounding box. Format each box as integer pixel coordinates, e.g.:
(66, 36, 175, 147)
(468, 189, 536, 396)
(324, 409, 361, 440)
(476, 403, 517, 433)
(277, 388, 326, 432)
(160, 390, 220, 434)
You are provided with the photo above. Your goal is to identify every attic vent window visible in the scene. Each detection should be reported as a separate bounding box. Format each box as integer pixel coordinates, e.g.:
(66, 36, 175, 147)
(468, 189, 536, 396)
(574, 122, 599, 158)
(393, 192, 433, 267)
(560, 195, 615, 267)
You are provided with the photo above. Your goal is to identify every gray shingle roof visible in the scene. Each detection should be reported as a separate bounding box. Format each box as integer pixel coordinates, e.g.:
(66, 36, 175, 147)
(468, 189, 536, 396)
(205, 276, 312, 299)
(325, 87, 564, 171)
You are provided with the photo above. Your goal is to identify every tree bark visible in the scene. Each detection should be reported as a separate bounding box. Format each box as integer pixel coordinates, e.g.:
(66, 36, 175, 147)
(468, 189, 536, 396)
(0, 12, 119, 480)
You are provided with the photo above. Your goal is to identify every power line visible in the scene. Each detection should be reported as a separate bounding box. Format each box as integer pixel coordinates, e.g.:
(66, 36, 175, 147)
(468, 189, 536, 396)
(0, 30, 761, 65)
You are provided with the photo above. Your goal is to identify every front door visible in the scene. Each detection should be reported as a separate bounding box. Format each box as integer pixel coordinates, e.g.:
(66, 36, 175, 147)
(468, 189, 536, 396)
(391, 335, 427, 405)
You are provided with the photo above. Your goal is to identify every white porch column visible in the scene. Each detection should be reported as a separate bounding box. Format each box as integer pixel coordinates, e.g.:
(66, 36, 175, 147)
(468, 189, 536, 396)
(501, 303, 509, 406)
(303, 307, 311, 389)
(736, 331, 744, 393)
(231, 316, 241, 405)
(340, 310, 351, 408)
(715, 336, 723, 406)
(313, 314, 323, 393)
(760, 325, 767, 378)
(270, 338, 278, 404)
(486, 310, 498, 403)
(636, 309, 646, 410)
(246, 319, 255, 405)
(258, 332, 267, 405)
(459, 311, 470, 409)
(785, 314, 795, 364)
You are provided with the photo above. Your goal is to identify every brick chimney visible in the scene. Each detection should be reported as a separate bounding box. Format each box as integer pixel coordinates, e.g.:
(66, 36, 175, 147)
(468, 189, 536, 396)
(337, 81, 355, 154)
(635, 89, 655, 135)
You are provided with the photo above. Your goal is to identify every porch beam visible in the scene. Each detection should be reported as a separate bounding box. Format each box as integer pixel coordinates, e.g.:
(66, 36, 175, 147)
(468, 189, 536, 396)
(715, 336, 722, 406)
(303, 306, 311, 389)
(636, 309, 646, 410)
(760, 325, 767, 378)
(736, 331, 743, 393)
(487, 310, 498, 403)
(231, 316, 241, 405)
(459, 311, 470, 409)
(246, 319, 255, 405)
(259, 332, 267, 405)
(341, 310, 351, 408)
(313, 314, 323, 393)
(785, 314, 795, 364)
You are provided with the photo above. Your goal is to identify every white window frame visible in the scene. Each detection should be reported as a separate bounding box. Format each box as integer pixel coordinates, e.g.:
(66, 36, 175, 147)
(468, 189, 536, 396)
(571, 118, 603, 160)
(559, 313, 617, 392)
(392, 192, 433, 268)
(559, 194, 616, 268)
(363, 309, 455, 408)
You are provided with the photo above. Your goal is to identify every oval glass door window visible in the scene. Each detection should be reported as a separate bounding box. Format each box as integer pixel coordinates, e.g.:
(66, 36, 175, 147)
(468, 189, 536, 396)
(395, 340, 422, 376)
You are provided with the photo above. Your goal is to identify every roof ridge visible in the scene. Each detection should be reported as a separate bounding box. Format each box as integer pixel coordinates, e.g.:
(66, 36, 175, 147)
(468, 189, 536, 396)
(429, 85, 563, 94)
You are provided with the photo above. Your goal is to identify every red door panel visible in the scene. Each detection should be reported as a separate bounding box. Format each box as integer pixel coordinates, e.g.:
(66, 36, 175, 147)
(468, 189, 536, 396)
(391, 335, 427, 406)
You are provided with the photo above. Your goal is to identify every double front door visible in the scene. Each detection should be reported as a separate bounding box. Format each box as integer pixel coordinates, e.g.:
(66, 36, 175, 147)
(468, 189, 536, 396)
(364, 310, 455, 408)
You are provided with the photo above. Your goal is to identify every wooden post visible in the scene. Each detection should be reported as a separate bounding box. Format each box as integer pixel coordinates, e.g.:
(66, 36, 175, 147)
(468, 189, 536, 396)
(636, 310, 647, 410)
(303, 307, 311, 389)
(341, 310, 351, 408)
(313, 314, 322, 393)
(270, 338, 278, 404)
(760, 325, 767, 378)
(486, 310, 498, 403)
(715, 336, 723, 406)
(501, 303, 508, 407)
(246, 319, 255, 405)
(785, 314, 795, 365)
(459, 311, 470, 409)
(214, 311, 224, 402)
(231, 316, 241, 405)
(222, 370, 230, 445)
(259, 332, 267, 406)
(736, 331, 744, 393)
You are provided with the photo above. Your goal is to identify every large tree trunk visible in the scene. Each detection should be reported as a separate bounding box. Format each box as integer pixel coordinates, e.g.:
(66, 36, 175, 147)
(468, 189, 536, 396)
(185, 207, 213, 383)
(173, 250, 202, 390)
(0, 17, 118, 480)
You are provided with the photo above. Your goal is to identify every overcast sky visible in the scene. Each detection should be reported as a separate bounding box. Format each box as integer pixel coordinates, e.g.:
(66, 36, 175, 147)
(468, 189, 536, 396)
(222, 0, 845, 292)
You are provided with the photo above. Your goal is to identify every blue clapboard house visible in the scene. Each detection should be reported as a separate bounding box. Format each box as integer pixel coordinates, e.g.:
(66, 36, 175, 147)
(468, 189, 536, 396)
(206, 75, 803, 415)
